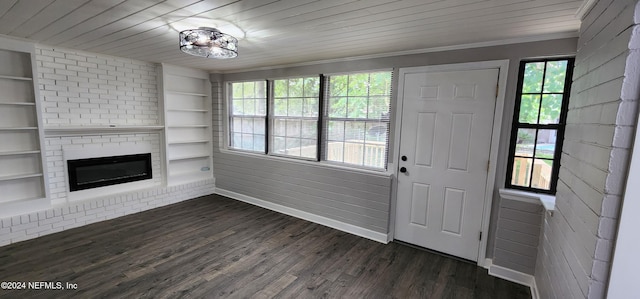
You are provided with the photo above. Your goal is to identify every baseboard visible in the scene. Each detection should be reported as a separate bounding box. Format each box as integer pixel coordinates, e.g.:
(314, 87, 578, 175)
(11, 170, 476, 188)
(486, 259, 539, 299)
(214, 188, 389, 244)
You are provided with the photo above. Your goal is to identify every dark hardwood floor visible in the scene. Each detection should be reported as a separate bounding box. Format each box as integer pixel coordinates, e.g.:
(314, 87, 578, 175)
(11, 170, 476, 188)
(0, 195, 530, 298)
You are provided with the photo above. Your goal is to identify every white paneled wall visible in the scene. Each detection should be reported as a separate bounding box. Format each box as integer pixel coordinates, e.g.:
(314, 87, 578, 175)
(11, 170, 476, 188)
(535, 0, 640, 298)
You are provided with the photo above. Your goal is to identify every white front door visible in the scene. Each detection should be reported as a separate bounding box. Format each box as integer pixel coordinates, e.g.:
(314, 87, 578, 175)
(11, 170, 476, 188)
(394, 68, 499, 261)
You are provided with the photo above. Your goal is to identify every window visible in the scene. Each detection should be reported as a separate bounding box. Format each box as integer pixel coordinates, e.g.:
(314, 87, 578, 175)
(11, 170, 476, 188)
(227, 70, 393, 171)
(506, 58, 574, 193)
(272, 77, 320, 159)
(324, 72, 392, 169)
(229, 81, 267, 152)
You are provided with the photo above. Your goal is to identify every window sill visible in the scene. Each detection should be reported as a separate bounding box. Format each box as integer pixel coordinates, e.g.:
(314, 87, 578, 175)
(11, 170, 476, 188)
(498, 188, 555, 216)
(219, 147, 393, 178)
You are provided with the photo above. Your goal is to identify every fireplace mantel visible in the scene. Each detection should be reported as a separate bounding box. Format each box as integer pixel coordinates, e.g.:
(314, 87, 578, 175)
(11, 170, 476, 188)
(44, 125, 165, 137)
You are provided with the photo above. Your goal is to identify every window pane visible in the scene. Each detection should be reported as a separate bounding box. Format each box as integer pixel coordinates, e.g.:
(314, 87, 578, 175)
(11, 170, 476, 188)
(244, 99, 255, 115)
(288, 78, 303, 97)
(543, 60, 568, 93)
(254, 119, 265, 135)
(253, 134, 265, 152)
(539, 94, 562, 124)
(287, 98, 303, 117)
(274, 98, 287, 116)
(302, 120, 317, 138)
(229, 81, 267, 153)
(515, 128, 536, 157)
(535, 129, 556, 158)
(369, 72, 392, 96)
(522, 62, 544, 93)
(330, 75, 348, 97)
(232, 100, 244, 115)
(511, 157, 532, 187)
(286, 119, 301, 138)
(232, 83, 243, 98)
(531, 159, 553, 190)
(304, 77, 319, 97)
(347, 97, 367, 118)
(366, 122, 388, 142)
(518, 95, 540, 124)
(304, 98, 319, 117)
(348, 73, 369, 96)
(256, 99, 266, 116)
(273, 118, 286, 136)
(241, 118, 253, 133)
(243, 82, 255, 98)
(368, 96, 390, 119)
(273, 136, 286, 154)
(328, 121, 344, 141)
(345, 121, 366, 140)
(270, 76, 320, 160)
(325, 71, 392, 169)
(329, 97, 347, 118)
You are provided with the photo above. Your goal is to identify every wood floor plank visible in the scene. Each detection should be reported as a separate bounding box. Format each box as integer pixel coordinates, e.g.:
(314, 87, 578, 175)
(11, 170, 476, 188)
(0, 194, 531, 298)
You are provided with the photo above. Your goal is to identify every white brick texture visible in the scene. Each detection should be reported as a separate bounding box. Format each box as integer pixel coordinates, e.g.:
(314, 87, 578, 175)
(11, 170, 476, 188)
(535, 1, 640, 299)
(35, 46, 159, 127)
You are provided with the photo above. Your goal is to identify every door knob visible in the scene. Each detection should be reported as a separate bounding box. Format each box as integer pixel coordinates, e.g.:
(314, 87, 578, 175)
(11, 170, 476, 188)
(401, 155, 407, 161)
(400, 167, 407, 173)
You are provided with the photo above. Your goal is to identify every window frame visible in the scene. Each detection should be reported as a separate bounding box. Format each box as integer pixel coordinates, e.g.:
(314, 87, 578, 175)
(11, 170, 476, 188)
(224, 69, 393, 172)
(268, 75, 322, 161)
(227, 80, 269, 154)
(505, 57, 575, 194)
(321, 70, 393, 170)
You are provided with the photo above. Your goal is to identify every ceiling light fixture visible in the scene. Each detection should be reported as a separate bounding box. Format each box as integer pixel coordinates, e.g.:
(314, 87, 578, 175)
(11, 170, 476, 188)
(179, 27, 238, 59)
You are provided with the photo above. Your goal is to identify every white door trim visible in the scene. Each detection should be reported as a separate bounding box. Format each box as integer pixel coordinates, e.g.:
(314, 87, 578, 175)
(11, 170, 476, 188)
(389, 60, 509, 267)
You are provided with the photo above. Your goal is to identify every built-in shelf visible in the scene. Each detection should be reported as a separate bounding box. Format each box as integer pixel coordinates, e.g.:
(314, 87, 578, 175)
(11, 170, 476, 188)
(168, 139, 210, 145)
(0, 102, 35, 106)
(167, 91, 208, 97)
(0, 150, 40, 156)
(0, 173, 43, 182)
(168, 108, 208, 112)
(0, 74, 32, 81)
(168, 154, 210, 161)
(0, 38, 50, 214)
(166, 125, 209, 128)
(0, 127, 38, 131)
(44, 125, 165, 137)
(161, 64, 213, 186)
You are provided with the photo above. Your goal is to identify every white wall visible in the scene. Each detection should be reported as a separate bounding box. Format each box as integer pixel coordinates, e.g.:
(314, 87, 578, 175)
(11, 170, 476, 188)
(534, 0, 640, 298)
(0, 45, 216, 247)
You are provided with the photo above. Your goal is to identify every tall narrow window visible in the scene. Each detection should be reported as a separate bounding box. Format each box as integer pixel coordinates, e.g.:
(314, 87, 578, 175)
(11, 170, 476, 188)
(506, 58, 574, 193)
(271, 77, 320, 159)
(229, 81, 267, 152)
(324, 71, 392, 169)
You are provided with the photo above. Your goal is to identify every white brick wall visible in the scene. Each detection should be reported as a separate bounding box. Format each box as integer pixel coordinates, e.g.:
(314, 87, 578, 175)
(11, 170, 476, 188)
(535, 1, 640, 298)
(44, 133, 163, 205)
(0, 47, 216, 247)
(0, 179, 215, 246)
(35, 46, 158, 127)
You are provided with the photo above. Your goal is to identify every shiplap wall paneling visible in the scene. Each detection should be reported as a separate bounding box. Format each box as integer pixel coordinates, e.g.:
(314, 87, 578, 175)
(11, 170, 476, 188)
(161, 64, 213, 186)
(493, 197, 543, 274)
(0, 37, 49, 217)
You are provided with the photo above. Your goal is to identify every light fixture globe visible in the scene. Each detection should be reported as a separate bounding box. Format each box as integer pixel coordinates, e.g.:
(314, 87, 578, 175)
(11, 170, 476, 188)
(179, 27, 238, 59)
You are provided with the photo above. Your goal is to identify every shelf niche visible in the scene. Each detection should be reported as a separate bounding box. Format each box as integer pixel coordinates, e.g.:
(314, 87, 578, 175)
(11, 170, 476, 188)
(0, 37, 50, 217)
(160, 64, 213, 186)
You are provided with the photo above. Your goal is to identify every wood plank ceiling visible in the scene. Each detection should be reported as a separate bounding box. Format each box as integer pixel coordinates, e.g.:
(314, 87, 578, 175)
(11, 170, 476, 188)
(0, 0, 583, 72)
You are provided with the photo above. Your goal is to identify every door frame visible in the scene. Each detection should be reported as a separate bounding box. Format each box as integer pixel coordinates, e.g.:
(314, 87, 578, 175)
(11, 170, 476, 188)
(389, 60, 509, 267)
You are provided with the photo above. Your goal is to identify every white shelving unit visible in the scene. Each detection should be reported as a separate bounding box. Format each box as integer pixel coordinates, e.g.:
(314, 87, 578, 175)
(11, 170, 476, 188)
(0, 36, 50, 217)
(159, 64, 213, 186)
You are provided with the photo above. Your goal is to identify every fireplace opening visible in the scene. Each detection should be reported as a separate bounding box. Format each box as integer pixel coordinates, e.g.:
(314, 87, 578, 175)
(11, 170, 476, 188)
(67, 153, 152, 191)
